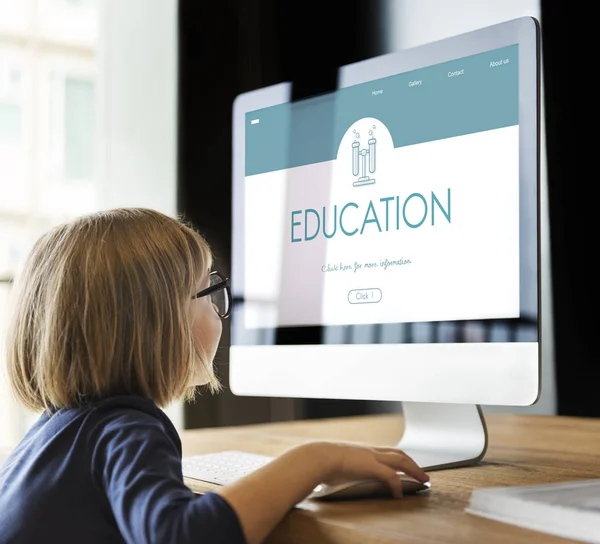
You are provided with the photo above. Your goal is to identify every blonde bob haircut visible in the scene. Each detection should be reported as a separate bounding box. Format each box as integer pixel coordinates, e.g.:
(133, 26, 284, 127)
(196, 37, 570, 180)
(6, 208, 219, 412)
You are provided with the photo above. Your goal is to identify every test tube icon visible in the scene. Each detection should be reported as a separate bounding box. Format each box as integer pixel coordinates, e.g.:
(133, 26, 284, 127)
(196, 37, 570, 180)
(368, 137, 376, 172)
(351, 136, 376, 187)
(352, 141, 360, 176)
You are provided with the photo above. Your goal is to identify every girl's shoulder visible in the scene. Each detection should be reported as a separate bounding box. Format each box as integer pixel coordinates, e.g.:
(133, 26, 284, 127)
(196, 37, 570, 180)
(85, 395, 181, 456)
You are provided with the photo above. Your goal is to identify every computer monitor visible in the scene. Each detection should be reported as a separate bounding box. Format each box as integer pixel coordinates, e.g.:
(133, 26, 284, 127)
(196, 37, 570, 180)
(230, 16, 540, 470)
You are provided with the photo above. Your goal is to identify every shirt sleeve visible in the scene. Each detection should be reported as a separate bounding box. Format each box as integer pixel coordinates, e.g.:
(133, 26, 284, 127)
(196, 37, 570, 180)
(91, 410, 246, 544)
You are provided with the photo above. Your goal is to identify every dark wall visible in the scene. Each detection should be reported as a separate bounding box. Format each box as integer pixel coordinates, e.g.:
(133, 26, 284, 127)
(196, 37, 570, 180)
(177, 0, 387, 426)
(541, 1, 597, 416)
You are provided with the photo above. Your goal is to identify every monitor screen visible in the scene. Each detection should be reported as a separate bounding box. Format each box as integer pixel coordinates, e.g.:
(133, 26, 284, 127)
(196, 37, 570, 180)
(237, 44, 536, 344)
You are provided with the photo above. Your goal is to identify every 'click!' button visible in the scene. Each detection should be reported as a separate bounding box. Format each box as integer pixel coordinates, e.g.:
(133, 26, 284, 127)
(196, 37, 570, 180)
(348, 288, 382, 304)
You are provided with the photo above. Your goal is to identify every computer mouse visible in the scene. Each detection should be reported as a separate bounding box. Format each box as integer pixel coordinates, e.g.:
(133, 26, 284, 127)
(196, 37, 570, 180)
(309, 477, 431, 501)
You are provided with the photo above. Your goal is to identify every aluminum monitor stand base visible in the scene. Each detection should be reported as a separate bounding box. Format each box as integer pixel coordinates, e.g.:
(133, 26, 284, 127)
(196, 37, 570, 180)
(396, 402, 488, 470)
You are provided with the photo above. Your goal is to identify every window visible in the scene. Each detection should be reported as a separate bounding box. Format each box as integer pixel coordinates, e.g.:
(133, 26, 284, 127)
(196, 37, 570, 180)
(0, 0, 98, 450)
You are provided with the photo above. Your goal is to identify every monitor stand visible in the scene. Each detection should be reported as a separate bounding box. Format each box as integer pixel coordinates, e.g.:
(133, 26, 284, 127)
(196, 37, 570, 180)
(396, 402, 488, 470)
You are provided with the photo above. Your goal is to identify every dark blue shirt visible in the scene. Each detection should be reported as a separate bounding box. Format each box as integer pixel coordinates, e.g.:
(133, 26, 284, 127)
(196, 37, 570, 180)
(0, 396, 246, 544)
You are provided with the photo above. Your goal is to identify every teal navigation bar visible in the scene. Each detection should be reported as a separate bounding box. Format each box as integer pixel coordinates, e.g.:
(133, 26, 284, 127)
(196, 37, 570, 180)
(245, 44, 518, 176)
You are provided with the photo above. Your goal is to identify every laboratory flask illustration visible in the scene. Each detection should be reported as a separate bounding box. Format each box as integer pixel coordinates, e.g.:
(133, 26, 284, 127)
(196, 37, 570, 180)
(351, 124, 377, 187)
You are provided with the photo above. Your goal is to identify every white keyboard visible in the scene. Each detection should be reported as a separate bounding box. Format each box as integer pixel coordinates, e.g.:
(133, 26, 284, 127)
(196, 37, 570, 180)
(182, 450, 274, 486)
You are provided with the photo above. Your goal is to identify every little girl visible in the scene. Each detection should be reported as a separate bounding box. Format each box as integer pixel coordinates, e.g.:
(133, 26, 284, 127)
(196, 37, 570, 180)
(0, 208, 428, 544)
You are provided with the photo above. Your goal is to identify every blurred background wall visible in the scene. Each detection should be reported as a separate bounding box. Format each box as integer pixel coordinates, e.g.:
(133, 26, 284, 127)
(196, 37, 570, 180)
(0, 0, 181, 449)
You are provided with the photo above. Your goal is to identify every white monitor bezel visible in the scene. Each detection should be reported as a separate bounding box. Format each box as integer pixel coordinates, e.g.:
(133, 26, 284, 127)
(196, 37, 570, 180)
(230, 16, 540, 406)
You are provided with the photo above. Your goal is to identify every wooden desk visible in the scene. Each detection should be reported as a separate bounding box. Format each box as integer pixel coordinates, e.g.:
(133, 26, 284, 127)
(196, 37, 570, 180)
(181, 414, 600, 544)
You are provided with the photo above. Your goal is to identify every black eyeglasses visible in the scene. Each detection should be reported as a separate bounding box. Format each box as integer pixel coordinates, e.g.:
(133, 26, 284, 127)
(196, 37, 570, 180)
(191, 271, 232, 319)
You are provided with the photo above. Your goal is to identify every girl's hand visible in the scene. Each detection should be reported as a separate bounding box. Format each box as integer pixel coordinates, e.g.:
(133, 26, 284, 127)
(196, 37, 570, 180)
(220, 441, 429, 544)
(316, 442, 429, 497)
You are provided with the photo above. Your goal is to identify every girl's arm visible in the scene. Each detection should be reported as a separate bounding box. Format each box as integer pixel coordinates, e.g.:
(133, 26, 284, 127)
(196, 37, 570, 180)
(93, 410, 247, 544)
(219, 441, 429, 544)
(93, 406, 427, 544)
